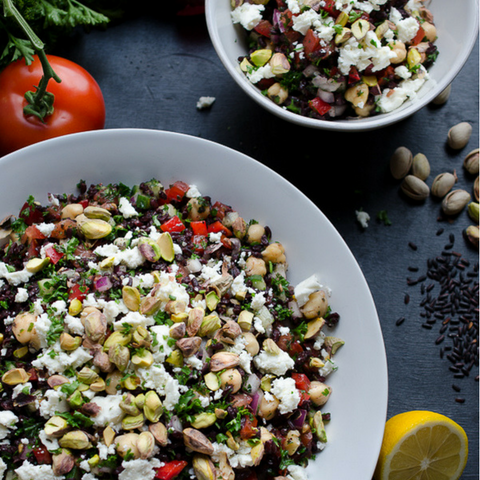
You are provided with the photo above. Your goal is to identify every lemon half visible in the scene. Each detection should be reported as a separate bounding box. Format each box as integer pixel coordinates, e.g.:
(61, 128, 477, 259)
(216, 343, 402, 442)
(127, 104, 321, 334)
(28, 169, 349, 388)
(374, 410, 468, 480)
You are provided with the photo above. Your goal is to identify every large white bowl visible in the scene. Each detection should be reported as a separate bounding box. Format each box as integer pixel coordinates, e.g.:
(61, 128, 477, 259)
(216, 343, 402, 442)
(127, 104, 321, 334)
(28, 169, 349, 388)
(205, 0, 479, 131)
(0, 129, 388, 479)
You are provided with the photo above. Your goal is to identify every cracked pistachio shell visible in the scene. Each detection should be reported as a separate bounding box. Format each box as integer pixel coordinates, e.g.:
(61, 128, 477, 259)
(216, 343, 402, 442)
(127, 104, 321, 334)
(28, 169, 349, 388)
(122, 413, 145, 430)
(108, 344, 130, 372)
(183, 428, 214, 455)
(474, 177, 479, 202)
(411, 153, 430, 180)
(80, 219, 112, 240)
(83, 206, 111, 221)
(149, 422, 168, 447)
(209, 352, 240, 372)
(137, 431, 155, 459)
(401, 175, 430, 201)
(390, 146, 413, 180)
(144, 391, 163, 423)
(138, 238, 161, 262)
(122, 286, 141, 311)
(44, 416, 70, 437)
(59, 430, 92, 450)
(463, 148, 479, 175)
(447, 122, 472, 150)
(2, 368, 30, 385)
(431, 172, 457, 198)
(464, 225, 479, 248)
(52, 449, 75, 477)
(192, 454, 217, 480)
(441, 189, 471, 216)
(116, 433, 140, 459)
(468, 202, 479, 223)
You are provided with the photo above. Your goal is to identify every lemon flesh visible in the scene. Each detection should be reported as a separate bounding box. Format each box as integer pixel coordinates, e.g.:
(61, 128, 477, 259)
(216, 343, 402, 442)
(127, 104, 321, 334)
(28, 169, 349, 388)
(375, 411, 468, 480)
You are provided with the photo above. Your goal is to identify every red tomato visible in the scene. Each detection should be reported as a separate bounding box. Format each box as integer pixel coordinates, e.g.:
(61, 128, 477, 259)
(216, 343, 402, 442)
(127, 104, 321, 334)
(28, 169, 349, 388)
(161, 215, 186, 233)
(44, 244, 64, 264)
(0, 55, 105, 157)
(32, 446, 52, 464)
(155, 460, 188, 480)
(291, 373, 311, 392)
(321, 0, 340, 17)
(309, 97, 331, 116)
(164, 181, 190, 203)
(192, 234, 207, 254)
(254, 19, 273, 38)
(240, 415, 258, 440)
(411, 24, 425, 46)
(348, 66, 361, 84)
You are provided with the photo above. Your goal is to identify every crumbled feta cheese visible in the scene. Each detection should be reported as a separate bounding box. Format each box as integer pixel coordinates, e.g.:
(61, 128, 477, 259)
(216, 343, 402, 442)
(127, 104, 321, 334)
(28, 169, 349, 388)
(319, 358, 338, 377)
(91, 394, 125, 431)
(270, 377, 301, 414)
(0, 411, 18, 440)
(394, 65, 412, 80)
(231, 3, 264, 31)
(32, 344, 93, 375)
(287, 464, 308, 480)
(186, 185, 201, 198)
(246, 64, 275, 84)
(15, 287, 29, 303)
(0, 458, 6, 480)
(15, 461, 63, 480)
(292, 9, 319, 35)
(39, 389, 69, 419)
(119, 458, 163, 480)
(118, 197, 138, 218)
(376, 75, 427, 113)
(294, 274, 322, 307)
(356, 210, 370, 228)
(253, 348, 295, 376)
(35, 223, 56, 237)
(196, 96, 216, 110)
(0, 262, 33, 286)
(396, 16, 419, 43)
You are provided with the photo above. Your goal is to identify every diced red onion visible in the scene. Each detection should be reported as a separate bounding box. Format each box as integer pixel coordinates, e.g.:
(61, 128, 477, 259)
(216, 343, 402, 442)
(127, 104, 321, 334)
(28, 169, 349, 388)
(291, 409, 308, 429)
(328, 104, 347, 118)
(94, 276, 112, 292)
(317, 89, 335, 103)
(243, 374, 261, 395)
(250, 390, 264, 415)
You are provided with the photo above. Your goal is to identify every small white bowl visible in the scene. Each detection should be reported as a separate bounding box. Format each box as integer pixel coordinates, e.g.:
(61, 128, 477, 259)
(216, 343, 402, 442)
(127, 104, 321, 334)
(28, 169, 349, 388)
(205, 0, 479, 131)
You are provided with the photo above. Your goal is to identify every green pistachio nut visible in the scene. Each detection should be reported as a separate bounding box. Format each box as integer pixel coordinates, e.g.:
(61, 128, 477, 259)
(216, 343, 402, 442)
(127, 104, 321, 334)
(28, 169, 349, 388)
(59, 430, 92, 450)
(80, 219, 112, 240)
(192, 454, 217, 480)
(108, 344, 130, 372)
(83, 206, 112, 221)
(122, 413, 145, 431)
(144, 391, 163, 423)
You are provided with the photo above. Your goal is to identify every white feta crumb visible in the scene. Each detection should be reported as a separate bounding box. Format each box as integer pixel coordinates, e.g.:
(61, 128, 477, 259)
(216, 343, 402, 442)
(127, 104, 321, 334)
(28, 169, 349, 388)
(196, 96, 216, 110)
(356, 210, 370, 228)
(15, 287, 29, 303)
(231, 3, 264, 30)
(118, 197, 138, 218)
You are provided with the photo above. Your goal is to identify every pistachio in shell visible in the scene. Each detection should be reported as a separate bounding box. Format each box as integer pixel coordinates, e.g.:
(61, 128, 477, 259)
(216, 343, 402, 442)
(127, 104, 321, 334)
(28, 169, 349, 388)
(400, 175, 429, 201)
(464, 225, 479, 248)
(463, 148, 479, 175)
(411, 153, 430, 181)
(430, 172, 457, 198)
(441, 189, 471, 216)
(183, 428, 214, 455)
(390, 146, 413, 180)
(447, 122, 472, 150)
(431, 84, 451, 105)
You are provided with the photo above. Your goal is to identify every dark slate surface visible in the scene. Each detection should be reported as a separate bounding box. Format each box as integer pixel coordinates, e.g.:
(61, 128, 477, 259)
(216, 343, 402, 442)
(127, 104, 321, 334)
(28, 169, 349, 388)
(60, 9, 479, 478)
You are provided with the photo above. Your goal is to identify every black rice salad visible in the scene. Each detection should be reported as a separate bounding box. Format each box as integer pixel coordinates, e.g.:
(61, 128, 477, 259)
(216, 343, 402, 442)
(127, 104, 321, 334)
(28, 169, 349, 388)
(231, 0, 439, 120)
(0, 179, 343, 480)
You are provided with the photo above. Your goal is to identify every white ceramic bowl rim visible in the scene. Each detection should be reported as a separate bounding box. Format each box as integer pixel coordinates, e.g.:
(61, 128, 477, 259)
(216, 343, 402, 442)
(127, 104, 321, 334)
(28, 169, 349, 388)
(205, 0, 479, 131)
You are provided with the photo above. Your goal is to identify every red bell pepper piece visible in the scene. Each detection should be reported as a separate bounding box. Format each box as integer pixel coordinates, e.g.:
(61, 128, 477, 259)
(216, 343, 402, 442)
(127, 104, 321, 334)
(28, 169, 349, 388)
(240, 415, 258, 440)
(303, 29, 321, 57)
(192, 235, 207, 254)
(32, 446, 52, 465)
(165, 181, 190, 203)
(291, 373, 311, 392)
(190, 220, 208, 236)
(207, 221, 232, 237)
(68, 283, 89, 302)
(321, 0, 340, 17)
(161, 215, 186, 233)
(44, 244, 64, 264)
(309, 97, 332, 116)
(155, 460, 189, 480)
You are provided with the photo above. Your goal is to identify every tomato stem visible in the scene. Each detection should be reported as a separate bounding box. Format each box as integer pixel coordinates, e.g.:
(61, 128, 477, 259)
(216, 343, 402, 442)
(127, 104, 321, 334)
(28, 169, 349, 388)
(3, 0, 61, 122)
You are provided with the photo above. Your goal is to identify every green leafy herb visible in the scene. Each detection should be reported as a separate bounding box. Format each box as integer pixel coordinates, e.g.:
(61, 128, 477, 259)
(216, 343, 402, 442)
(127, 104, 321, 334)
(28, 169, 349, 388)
(376, 210, 392, 226)
(56, 410, 94, 429)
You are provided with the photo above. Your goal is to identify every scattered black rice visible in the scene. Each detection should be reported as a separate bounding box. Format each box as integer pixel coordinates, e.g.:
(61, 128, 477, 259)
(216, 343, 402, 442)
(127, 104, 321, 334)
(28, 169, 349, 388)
(398, 237, 479, 401)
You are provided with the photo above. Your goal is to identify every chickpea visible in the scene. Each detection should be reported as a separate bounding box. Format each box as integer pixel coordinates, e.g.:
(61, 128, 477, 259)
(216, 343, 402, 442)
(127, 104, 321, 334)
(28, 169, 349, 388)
(61, 203, 84, 219)
(421, 22, 437, 42)
(388, 40, 407, 64)
(309, 381, 332, 406)
(267, 83, 289, 105)
(247, 223, 265, 244)
(282, 430, 301, 456)
(219, 368, 242, 393)
(344, 83, 369, 108)
(12, 312, 40, 348)
(354, 102, 375, 118)
(262, 242, 286, 264)
(187, 197, 211, 221)
(245, 256, 267, 277)
(258, 394, 279, 420)
(301, 290, 329, 319)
